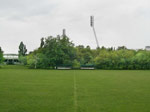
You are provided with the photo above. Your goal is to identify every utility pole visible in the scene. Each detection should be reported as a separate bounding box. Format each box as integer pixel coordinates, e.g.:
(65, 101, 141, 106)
(90, 16, 99, 48)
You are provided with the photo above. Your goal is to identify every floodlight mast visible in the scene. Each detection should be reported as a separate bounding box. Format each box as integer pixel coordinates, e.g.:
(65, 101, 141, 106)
(90, 16, 99, 48)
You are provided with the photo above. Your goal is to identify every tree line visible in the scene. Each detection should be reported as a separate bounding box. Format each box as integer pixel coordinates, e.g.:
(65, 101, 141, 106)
(1, 33, 150, 69)
(18, 34, 150, 70)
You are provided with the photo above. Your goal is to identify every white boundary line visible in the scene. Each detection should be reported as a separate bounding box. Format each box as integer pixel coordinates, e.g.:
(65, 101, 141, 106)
(73, 70, 77, 112)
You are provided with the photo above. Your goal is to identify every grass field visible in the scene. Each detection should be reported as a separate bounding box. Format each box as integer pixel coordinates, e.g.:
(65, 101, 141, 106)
(0, 66, 150, 112)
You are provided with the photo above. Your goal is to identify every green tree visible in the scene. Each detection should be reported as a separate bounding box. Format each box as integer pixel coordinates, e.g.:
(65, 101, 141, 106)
(27, 33, 76, 68)
(18, 42, 27, 57)
(0, 47, 4, 65)
(40, 38, 45, 48)
(19, 56, 27, 65)
(27, 52, 49, 69)
(43, 35, 75, 68)
(117, 46, 127, 50)
(75, 45, 93, 65)
(72, 59, 80, 68)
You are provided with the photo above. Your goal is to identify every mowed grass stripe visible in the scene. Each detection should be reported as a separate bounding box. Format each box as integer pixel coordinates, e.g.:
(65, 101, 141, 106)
(0, 68, 74, 112)
(76, 70, 150, 112)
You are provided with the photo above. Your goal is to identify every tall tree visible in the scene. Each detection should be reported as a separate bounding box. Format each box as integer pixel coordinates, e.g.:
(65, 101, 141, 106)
(0, 47, 4, 64)
(43, 35, 75, 67)
(40, 38, 45, 48)
(18, 42, 27, 57)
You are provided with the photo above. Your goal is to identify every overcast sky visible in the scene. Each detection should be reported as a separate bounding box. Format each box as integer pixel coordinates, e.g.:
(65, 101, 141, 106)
(0, 0, 150, 53)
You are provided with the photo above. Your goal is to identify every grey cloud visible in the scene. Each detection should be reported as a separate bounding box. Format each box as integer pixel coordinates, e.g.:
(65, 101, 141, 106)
(0, 0, 150, 53)
(0, 0, 59, 21)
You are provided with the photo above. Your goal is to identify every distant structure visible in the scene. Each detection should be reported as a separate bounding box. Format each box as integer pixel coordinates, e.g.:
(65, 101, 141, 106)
(3, 54, 19, 64)
(90, 16, 99, 48)
(63, 29, 66, 36)
(145, 46, 150, 51)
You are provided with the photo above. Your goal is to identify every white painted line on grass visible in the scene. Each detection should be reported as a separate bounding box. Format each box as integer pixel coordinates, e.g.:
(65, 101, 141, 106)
(74, 70, 78, 112)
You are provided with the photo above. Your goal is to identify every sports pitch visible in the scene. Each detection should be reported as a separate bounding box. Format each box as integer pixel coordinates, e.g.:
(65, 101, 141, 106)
(0, 66, 150, 112)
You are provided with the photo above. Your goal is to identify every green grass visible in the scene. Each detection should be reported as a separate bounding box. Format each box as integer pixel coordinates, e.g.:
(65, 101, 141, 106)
(0, 66, 150, 112)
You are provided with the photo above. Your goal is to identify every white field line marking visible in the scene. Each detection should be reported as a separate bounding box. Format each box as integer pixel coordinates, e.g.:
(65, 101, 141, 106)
(74, 70, 77, 112)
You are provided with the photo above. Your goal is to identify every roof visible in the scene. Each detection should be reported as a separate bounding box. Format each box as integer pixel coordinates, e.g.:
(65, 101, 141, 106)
(4, 54, 18, 60)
